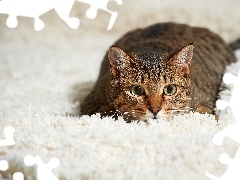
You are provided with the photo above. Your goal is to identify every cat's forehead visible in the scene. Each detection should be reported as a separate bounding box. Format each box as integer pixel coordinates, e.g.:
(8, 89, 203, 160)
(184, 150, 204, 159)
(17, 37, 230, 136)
(121, 52, 171, 84)
(133, 52, 169, 69)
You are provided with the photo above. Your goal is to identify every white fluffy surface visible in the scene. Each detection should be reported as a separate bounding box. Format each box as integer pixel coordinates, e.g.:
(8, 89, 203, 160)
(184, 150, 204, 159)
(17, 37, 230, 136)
(1, 0, 240, 179)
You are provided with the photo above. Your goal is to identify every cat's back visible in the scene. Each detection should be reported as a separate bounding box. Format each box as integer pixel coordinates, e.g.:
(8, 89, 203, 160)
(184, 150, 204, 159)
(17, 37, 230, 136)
(113, 22, 231, 55)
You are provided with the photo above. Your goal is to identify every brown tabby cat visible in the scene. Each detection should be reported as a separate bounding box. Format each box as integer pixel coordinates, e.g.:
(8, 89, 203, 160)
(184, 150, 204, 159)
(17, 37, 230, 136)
(80, 22, 237, 121)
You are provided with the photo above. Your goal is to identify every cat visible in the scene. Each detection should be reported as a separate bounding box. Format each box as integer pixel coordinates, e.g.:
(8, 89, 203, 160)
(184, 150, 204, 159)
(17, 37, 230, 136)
(80, 22, 238, 122)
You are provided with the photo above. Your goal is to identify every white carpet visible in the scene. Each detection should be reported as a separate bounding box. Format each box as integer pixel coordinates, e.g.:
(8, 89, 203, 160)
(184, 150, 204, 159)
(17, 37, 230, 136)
(1, 0, 240, 179)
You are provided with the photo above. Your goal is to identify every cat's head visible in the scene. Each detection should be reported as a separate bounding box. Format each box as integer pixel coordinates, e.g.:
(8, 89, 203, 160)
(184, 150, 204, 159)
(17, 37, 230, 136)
(108, 44, 193, 121)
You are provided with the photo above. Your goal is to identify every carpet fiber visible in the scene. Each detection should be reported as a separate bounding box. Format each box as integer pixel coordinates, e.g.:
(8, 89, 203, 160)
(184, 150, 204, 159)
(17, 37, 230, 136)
(1, 0, 240, 179)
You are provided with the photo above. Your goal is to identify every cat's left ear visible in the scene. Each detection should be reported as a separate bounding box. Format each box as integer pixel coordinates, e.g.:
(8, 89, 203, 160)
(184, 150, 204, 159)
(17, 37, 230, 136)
(170, 44, 194, 75)
(108, 46, 132, 76)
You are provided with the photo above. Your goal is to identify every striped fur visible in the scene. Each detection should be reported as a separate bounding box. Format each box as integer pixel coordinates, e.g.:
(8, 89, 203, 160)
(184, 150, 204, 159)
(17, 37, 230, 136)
(81, 22, 236, 121)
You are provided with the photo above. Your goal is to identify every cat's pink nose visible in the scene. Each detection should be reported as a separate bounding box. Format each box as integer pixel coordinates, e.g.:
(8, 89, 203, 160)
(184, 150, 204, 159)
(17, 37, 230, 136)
(149, 107, 160, 119)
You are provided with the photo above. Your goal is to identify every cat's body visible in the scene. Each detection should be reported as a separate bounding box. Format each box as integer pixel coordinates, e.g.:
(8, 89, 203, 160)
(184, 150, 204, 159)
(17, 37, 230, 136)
(81, 22, 237, 121)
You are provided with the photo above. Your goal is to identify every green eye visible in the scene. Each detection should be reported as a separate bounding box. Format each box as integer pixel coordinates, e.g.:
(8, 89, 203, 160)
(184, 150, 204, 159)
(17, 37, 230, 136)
(130, 85, 145, 96)
(164, 84, 177, 96)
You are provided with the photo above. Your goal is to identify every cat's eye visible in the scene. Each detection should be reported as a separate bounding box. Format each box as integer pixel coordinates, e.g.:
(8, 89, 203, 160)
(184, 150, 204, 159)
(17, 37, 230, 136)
(130, 85, 145, 96)
(164, 84, 177, 96)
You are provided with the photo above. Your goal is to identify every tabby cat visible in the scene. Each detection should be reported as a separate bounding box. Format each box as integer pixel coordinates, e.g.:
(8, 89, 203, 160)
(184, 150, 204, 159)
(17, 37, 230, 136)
(80, 22, 238, 121)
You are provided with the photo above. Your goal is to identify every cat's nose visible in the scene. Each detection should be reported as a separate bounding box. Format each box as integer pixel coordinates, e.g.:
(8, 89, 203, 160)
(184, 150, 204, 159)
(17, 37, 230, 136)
(149, 107, 160, 119)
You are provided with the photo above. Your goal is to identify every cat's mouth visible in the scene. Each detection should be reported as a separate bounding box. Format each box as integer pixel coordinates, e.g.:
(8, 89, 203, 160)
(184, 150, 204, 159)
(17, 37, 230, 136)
(143, 109, 164, 120)
(141, 107, 192, 120)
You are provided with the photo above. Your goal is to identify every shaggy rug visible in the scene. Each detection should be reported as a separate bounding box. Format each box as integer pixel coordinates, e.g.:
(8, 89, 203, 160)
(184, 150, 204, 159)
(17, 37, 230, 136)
(0, 0, 240, 179)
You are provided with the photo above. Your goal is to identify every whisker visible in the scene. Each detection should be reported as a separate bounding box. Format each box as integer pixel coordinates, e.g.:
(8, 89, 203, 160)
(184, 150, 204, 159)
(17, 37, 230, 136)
(131, 109, 146, 117)
(167, 107, 193, 115)
(171, 109, 188, 112)
(168, 107, 192, 111)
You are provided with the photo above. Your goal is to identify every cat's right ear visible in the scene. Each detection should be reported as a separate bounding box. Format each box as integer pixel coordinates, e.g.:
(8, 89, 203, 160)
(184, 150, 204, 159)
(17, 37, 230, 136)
(108, 46, 130, 76)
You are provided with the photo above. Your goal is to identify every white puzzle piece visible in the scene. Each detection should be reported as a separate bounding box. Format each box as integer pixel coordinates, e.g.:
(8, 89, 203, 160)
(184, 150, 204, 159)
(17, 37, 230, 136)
(0, 0, 122, 30)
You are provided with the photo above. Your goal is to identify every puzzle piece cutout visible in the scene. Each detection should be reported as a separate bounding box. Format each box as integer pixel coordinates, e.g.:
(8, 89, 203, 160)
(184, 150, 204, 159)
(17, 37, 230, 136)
(0, 0, 122, 31)
(206, 122, 240, 180)
(206, 148, 240, 180)
(12, 172, 24, 180)
(24, 155, 60, 180)
(216, 70, 240, 121)
(206, 68, 240, 179)
(0, 126, 24, 180)
(0, 126, 15, 146)
(0, 0, 79, 31)
(77, 0, 123, 30)
(0, 160, 9, 171)
(0, 159, 24, 180)
(0, 126, 60, 179)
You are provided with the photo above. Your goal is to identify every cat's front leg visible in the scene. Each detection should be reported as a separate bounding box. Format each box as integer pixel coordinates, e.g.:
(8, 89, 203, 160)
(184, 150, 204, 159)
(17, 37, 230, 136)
(195, 106, 219, 121)
(97, 105, 134, 122)
(97, 105, 118, 119)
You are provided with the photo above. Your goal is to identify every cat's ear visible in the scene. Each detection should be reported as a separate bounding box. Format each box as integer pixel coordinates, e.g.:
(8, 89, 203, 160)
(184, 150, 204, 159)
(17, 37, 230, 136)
(108, 46, 131, 75)
(170, 44, 194, 75)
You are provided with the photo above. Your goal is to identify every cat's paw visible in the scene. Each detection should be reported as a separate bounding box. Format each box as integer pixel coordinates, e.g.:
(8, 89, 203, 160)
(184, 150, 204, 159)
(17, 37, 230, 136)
(195, 106, 213, 114)
(195, 106, 219, 121)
